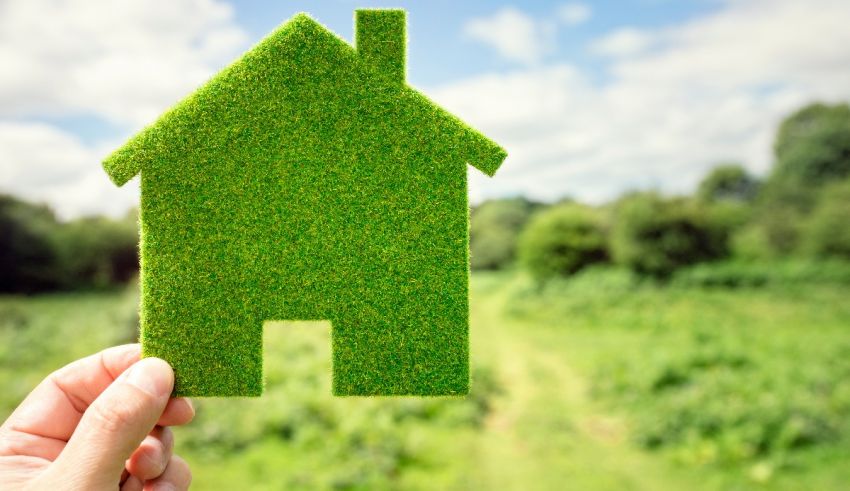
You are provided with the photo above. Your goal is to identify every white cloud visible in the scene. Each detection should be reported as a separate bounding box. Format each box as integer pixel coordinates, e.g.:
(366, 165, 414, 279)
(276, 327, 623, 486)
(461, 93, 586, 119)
(464, 4, 592, 65)
(0, 122, 138, 219)
(0, 0, 248, 218)
(463, 7, 555, 65)
(589, 28, 654, 57)
(434, 0, 850, 204)
(0, 0, 248, 127)
(559, 3, 592, 26)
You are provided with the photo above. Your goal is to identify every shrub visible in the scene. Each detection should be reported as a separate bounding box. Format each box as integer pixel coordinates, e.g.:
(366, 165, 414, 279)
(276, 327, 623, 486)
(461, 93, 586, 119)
(773, 102, 850, 186)
(518, 204, 607, 282)
(673, 260, 850, 288)
(0, 195, 62, 293)
(469, 197, 540, 270)
(802, 180, 850, 260)
(593, 328, 850, 466)
(56, 214, 139, 289)
(731, 205, 803, 260)
(0, 193, 140, 293)
(610, 193, 728, 278)
(697, 164, 759, 203)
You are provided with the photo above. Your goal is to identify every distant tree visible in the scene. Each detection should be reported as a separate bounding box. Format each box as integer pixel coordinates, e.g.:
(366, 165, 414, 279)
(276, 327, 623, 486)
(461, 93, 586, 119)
(697, 164, 759, 203)
(518, 204, 608, 282)
(732, 102, 850, 259)
(470, 197, 541, 270)
(731, 205, 802, 260)
(0, 194, 139, 293)
(802, 180, 850, 260)
(610, 193, 728, 278)
(0, 195, 62, 293)
(56, 215, 139, 289)
(773, 102, 850, 186)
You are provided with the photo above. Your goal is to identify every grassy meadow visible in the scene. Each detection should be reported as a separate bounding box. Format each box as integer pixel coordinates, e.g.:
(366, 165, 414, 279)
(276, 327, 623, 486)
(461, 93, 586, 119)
(2, 266, 849, 490)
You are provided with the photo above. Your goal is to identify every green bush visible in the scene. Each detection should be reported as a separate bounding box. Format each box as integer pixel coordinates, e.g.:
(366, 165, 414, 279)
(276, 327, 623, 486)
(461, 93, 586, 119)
(0, 195, 62, 293)
(593, 328, 850, 466)
(56, 214, 139, 289)
(773, 102, 850, 186)
(518, 204, 607, 282)
(731, 205, 803, 260)
(673, 260, 850, 288)
(697, 163, 759, 203)
(802, 181, 850, 260)
(0, 194, 138, 293)
(610, 193, 728, 278)
(469, 197, 540, 270)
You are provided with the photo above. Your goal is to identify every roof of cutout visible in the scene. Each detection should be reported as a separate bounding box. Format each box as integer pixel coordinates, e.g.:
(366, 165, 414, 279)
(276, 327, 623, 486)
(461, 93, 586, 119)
(103, 12, 506, 187)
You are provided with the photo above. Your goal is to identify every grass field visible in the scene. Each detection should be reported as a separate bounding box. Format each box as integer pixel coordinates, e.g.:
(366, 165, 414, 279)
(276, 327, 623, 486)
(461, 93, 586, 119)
(1, 268, 849, 490)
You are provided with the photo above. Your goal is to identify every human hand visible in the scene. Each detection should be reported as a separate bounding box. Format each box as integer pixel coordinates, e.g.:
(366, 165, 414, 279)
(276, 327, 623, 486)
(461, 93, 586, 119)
(0, 344, 194, 490)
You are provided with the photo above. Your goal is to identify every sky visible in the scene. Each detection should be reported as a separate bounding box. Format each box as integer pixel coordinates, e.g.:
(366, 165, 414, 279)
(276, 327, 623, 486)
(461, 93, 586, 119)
(2, 0, 850, 219)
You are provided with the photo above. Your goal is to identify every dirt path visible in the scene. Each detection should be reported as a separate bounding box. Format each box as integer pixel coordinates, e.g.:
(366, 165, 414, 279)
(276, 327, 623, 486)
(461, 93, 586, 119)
(466, 277, 699, 490)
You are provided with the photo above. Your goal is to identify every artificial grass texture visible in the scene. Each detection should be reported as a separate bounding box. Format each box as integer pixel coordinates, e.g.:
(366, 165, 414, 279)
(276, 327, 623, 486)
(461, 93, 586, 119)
(103, 9, 506, 396)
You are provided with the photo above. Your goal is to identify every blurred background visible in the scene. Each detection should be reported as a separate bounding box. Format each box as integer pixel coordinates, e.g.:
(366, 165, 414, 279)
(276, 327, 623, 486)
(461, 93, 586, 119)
(2, 0, 850, 489)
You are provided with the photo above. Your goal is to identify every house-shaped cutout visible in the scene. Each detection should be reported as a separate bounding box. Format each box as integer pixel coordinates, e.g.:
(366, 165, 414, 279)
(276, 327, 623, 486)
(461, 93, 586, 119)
(103, 9, 506, 396)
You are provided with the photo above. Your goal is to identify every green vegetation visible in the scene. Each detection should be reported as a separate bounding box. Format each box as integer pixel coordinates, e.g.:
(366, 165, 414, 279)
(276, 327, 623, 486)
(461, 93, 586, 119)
(610, 194, 728, 278)
(470, 197, 539, 270)
(697, 163, 759, 203)
(504, 268, 850, 489)
(518, 203, 607, 281)
(802, 180, 850, 259)
(3, 270, 850, 489)
(773, 102, 850, 186)
(102, 10, 506, 397)
(464, 102, 850, 283)
(0, 194, 138, 293)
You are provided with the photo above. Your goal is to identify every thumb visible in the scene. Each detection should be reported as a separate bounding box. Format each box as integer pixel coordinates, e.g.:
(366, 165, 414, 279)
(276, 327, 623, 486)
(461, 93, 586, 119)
(49, 357, 174, 489)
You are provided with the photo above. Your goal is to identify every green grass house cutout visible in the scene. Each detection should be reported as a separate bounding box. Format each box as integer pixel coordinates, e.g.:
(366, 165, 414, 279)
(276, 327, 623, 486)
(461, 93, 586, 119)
(103, 9, 506, 396)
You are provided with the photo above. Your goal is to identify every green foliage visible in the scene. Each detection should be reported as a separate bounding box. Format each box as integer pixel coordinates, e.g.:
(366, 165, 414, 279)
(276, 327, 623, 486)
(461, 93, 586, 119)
(773, 102, 850, 186)
(55, 214, 139, 290)
(517, 204, 608, 282)
(597, 335, 850, 466)
(507, 267, 850, 479)
(5, 272, 850, 489)
(591, 305, 850, 468)
(102, 11, 506, 396)
(0, 195, 62, 293)
(802, 180, 850, 260)
(0, 195, 138, 293)
(697, 164, 759, 203)
(610, 193, 728, 278)
(470, 197, 540, 270)
(732, 102, 850, 260)
(673, 260, 850, 288)
(0, 290, 138, 412)
(732, 204, 805, 260)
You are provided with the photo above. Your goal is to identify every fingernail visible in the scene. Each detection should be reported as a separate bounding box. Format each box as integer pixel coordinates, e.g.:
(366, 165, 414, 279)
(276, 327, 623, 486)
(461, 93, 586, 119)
(125, 358, 174, 398)
(183, 397, 195, 415)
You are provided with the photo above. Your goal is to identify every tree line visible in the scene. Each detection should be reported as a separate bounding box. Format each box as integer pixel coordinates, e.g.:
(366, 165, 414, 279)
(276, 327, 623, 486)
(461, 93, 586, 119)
(471, 101, 850, 281)
(2, 101, 849, 293)
(0, 198, 138, 293)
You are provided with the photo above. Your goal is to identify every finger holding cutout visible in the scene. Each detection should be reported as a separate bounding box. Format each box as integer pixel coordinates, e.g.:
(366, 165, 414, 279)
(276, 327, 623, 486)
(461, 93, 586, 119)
(144, 454, 191, 491)
(157, 398, 195, 427)
(126, 426, 173, 481)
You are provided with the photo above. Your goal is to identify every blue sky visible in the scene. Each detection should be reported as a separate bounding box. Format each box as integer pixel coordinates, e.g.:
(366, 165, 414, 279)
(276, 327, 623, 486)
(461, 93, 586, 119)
(229, 0, 721, 85)
(2, 0, 849, 218)
(31, 0, 723, 148)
